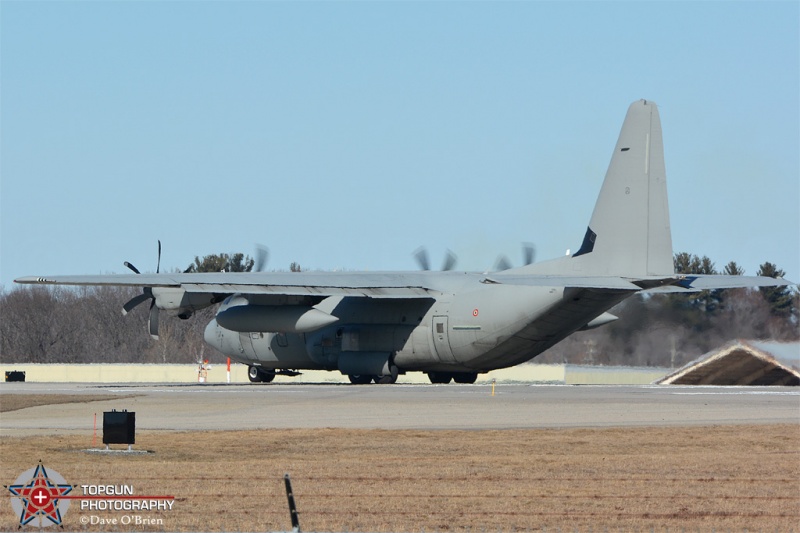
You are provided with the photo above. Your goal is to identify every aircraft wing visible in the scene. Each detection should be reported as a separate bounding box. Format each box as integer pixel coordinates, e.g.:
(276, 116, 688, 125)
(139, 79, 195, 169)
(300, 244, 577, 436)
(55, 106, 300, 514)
(15, 272, 667, 295)
(483, 275, 642, 290)
(14, 272, 438, 298)
(15, 271, 795, 296)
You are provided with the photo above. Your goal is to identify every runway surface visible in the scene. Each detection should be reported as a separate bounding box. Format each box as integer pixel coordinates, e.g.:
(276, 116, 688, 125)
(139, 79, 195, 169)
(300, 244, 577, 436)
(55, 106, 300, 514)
(2, 382, 798, 435)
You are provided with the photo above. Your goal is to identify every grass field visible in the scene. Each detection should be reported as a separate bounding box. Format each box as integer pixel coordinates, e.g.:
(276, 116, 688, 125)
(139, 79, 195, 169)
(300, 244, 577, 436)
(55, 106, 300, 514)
(1, 397, 798, 531)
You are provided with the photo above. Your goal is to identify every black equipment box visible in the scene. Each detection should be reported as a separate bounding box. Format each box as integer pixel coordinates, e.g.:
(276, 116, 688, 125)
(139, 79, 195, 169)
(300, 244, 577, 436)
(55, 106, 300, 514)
(103, 410, 135, 445)
(5, 371, 25, 382)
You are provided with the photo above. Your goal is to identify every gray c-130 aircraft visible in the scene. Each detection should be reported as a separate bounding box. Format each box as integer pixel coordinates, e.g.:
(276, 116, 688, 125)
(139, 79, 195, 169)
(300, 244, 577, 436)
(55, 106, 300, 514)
(16, 100, 794, 384)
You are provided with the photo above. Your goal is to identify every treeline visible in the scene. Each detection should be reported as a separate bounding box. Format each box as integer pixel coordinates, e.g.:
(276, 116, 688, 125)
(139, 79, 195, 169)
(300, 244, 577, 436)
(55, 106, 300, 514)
(0, 251, 278, 365)
(0, 286, 216, 364)
(0, 253, 796, 367)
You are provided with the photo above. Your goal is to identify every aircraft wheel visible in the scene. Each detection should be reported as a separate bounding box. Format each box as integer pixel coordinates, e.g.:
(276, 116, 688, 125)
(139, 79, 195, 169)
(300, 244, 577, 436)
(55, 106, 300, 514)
(453, 372, 478, 384)
(428, 372, 452, 384)
(262, 371, 275, 383)
(348, 374, 373, 385)
(248, 366, 264, 383)
(375, 374, 398, 385)
(374, 365, 399, 385)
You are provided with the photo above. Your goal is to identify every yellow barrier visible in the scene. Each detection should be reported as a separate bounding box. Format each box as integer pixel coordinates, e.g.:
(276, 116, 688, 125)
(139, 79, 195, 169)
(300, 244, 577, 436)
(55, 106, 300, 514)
(0, 363, 666, 385)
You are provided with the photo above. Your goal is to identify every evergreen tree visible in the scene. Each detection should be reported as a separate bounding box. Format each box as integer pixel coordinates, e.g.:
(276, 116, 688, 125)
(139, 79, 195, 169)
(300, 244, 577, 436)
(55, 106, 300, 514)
(672, 252, 720, 314)
(723, 261, 744, 276)
(756, 262, 794, 318)
(186, 253, 255, 273)
(715, 260, 745, 312)
(673, 252, 697, 274)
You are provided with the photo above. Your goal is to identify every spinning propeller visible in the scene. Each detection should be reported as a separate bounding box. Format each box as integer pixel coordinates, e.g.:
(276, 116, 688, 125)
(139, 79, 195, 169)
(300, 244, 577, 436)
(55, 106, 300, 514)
(493, 242, 536, 271)
(414, 242, 536, 272)
(254, 244, 269, 272)
(122, 240, 162, 339)
(413, 247, 457, 271)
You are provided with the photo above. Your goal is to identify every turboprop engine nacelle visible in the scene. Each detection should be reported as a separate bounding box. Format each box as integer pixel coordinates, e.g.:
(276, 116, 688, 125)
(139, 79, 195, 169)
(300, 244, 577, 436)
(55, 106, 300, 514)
(151, 287, 218, 319)
(215, 304, 339, 333)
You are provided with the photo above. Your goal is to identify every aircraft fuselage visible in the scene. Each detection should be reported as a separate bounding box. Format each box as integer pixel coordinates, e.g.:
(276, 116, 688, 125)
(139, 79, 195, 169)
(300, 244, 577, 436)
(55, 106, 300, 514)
(203, 272, 629, 382)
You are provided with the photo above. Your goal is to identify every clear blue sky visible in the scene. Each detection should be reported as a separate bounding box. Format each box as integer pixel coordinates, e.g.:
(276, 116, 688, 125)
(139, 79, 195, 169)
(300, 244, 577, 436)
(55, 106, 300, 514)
(2, 1, 798, 289)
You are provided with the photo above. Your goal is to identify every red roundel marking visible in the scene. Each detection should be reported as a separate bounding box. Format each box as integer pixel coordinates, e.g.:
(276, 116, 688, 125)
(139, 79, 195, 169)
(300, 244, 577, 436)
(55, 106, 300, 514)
(472, 309, 479, 317)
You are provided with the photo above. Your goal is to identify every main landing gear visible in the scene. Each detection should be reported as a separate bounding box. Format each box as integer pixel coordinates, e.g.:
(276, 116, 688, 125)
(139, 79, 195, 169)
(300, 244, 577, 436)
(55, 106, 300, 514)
(347, 374, 399, 385)
(348, 366, 399, 385)
(427, 372, 478, 384)
(248, 366, 275, 383)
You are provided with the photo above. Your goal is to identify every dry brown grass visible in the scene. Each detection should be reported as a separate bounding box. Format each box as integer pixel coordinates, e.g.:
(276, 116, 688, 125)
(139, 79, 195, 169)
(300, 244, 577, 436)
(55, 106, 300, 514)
(1, 424, 798, 532)
(0, 394, 137, 413)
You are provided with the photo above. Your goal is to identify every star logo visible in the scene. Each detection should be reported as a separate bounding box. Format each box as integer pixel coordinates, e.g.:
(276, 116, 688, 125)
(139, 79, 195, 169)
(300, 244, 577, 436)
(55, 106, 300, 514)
(5, 462, 73, 528)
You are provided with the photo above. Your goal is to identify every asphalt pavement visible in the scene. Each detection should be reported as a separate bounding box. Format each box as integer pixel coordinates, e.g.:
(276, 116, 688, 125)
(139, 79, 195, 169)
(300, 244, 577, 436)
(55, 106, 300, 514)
(1, 382, 798, 436)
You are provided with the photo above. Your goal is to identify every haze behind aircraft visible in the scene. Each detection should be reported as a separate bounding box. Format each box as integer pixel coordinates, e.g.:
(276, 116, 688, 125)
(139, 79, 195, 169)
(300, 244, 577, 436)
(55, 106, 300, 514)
(16, 100, 794, 384)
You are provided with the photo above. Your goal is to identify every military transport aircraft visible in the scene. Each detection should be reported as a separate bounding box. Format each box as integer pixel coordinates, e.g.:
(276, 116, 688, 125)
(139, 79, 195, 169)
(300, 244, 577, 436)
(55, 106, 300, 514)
(16, 100, 794, 384)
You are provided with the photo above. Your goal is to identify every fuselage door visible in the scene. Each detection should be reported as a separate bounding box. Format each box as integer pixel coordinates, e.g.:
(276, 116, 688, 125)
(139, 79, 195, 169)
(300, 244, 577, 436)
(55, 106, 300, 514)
(239, 332, 257, 359)
(432, 315, 456, 362)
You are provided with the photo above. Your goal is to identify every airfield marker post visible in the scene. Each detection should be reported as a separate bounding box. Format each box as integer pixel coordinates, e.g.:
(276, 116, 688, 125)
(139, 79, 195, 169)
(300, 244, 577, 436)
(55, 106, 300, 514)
(284, 474, 300, 532)
(491, 378, 496, 396)
(227, 357, 231, 384)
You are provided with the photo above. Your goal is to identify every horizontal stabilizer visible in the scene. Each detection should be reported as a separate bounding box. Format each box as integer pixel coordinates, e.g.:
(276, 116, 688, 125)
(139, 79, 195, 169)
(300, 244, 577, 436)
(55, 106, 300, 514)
(643, 275, 796, 293)
(486, 273, 796, 293)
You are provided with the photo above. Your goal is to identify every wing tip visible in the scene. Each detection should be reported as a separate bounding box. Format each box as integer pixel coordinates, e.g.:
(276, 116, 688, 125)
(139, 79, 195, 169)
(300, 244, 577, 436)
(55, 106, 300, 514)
(14, 276, 49, 284)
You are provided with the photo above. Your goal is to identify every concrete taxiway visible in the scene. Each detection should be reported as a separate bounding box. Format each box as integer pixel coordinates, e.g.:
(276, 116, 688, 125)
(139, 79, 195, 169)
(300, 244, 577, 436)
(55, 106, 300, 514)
(1, 383, 798, 436)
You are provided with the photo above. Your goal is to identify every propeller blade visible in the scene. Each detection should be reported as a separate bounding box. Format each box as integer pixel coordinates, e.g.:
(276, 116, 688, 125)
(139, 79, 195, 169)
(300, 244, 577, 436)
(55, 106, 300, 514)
(494, 255, 512, 272)
(149, 301, 160, 339)
(441, 249, 458, 271)
(123, 245, 163, 338)
(254, 244, 269, 272)
(413, 247, 431, 271)
(522, 243, 536, 265)
(122, 293, 150, 315)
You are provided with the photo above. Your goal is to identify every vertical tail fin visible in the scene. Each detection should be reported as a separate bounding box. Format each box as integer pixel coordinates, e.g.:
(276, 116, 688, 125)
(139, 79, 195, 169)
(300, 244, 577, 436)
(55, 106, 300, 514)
(572, 99, 673, 277)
